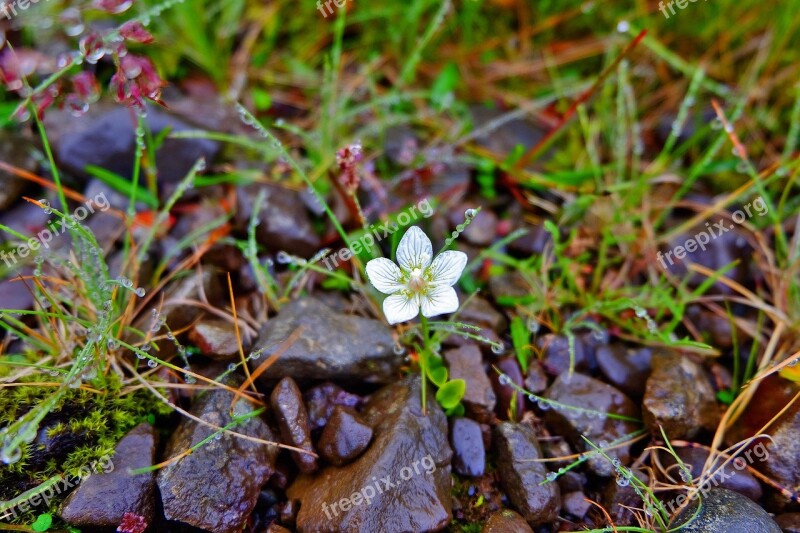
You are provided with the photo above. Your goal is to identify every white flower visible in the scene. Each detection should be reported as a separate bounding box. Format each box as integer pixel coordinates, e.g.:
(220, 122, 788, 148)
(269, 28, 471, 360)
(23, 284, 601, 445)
(366, 226, 467, 325)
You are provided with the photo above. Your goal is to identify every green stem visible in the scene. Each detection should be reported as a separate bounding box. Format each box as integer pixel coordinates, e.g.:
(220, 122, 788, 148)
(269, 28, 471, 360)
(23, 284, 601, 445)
(419, 315, 430, 413)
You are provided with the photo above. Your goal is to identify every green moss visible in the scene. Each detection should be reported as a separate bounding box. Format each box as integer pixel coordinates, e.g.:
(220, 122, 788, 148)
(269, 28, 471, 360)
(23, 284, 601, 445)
(0, 373, 171, 522)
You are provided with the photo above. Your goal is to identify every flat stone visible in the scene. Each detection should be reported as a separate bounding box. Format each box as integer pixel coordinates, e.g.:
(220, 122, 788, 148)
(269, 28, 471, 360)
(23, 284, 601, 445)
(669, 488, 781, 532)
(481, 509, 534, 532)
(318, 406, 373, 466)
(562, 491, 591, 518)
(288, 376, 452, 532)
(53, 104, 219, 185)
(493, 422, 560, 526)
(449, 417, 485, 477)
(271, 377, 318, 474)
(236, 183, 321, 257)
(536, 334, 590, 375)
(643, 352, 720, 440)
(188, 320, 240, 360)
(443, 344, 496, 422)
(157, 387, 278, 533)
(597, 344, 653, 396)
(59, 424, 156, 528)
(304, 382, 364, 432)
(544, 372, 640, 476)
(249, 297, 400, 383)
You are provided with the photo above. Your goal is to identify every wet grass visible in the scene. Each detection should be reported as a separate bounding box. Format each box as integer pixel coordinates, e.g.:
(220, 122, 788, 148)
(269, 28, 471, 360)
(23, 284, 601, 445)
(0, 0, 799, 531)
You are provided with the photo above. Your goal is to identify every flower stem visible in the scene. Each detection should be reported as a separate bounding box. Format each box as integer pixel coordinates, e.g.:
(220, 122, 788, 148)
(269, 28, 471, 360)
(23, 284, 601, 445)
(419, 315, 430, 414)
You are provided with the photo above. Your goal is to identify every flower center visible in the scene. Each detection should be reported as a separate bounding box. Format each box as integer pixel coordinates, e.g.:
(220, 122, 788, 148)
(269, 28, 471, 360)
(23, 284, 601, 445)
(407, 267, 427, 292)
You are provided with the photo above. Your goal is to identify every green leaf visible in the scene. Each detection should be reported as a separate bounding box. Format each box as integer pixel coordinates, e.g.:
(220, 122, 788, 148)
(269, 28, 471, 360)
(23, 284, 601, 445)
(83, 165, 159, 209)
(431, 62, 460, 110)
(436, 379, 465, 409)
(427, 366, 448, 387)
(31, 513, 53, 532)
(510, 316, 532, 372)
(253, 88, 272, 111)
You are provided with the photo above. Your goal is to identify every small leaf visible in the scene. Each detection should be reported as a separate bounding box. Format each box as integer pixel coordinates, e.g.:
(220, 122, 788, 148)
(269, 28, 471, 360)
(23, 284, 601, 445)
(427, 366, 448, 387)
(510, 316, 531, 372)
(436, 379, 465, 409)
(31, 513, 53, 532)
(431, 62, 460, 110)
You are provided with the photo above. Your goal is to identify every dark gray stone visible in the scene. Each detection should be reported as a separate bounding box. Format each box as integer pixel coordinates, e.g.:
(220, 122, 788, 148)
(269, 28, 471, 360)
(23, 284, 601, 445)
(249, 297, 400, 383)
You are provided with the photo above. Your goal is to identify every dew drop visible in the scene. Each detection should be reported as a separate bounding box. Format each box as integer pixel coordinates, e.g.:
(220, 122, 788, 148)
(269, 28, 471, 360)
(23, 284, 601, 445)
(616, 476, 630, 487)
(491, 343, 504, 354)
(147, 359, 157, 368)
(545, 472, 557, 482)
(135, 287, 146, 297)
(616, 20, 630, 33)
(464, 208, 478, 219)
(498, 374, 510, 386)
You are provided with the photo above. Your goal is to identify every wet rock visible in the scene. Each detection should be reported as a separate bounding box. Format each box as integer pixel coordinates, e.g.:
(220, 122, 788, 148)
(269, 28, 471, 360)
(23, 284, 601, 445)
(508, 223, 552, 257)
(488, 271, 531, 303)
(449, 417, 485, 477)
(157, 387, 278, 533)
(669, 488, 781, 532)
(536, 334, 591, 375)
(469, 106, 546, 162)
(481, 509, 534, 532)
(602, 469, 648, 526)
(249, 297, 400, 383)
(318, 406, 373, 466)
(686, 305, 735, 348)
(524, 360, 548, 394)
(493, 422, 560, 526)
(776, 513, 800, 533)
(288, 376, 452, 532)
(0, 133, 35, 211)
(271, 377, 318, 474)
(443, 344, 496, 422)
(0, 267, 36, 312)
(664, 226, 751, 295)
(643, 352, 719, 440)
(562, 491, 591, 518)
(188, 320, 241, 360)
(459, 296, 507, 333)
(304, 382, 363, 432)
(749, 378, 800, 504)
(54, 105, 219, 186)
(450, 205, 497, 246)
(59, 424, 156, 528)
(236, 183, 321, 257)
(597, 344, 653, 396)
(491, 357, 526, 421)
(660, 447, 762, 501)
(544, 372, 640, 476)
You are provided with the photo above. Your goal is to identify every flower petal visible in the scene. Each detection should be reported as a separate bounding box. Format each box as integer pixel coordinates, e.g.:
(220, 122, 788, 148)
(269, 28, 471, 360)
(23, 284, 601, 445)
(396, 226, 433, 271)
(428, 250, 467, 287)
(420, 285, 459, 318)
(383, 293, 420, 325)
(365, 257, 404, 295)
